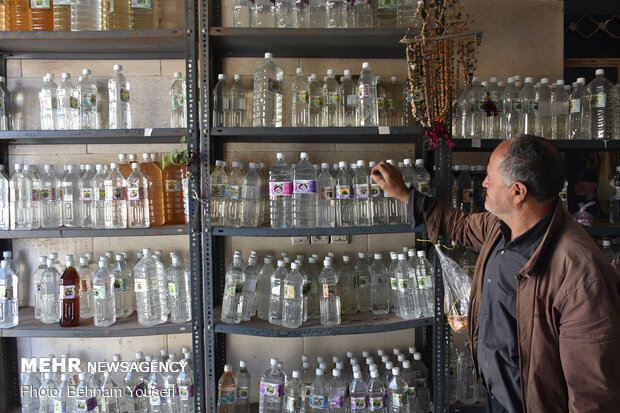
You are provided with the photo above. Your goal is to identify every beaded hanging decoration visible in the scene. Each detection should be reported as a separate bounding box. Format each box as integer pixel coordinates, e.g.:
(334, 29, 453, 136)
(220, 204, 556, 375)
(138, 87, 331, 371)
(401, 0, 482, 150)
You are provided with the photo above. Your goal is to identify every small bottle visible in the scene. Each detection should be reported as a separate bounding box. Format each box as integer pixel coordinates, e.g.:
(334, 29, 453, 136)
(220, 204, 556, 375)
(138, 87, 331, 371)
(168, 255, 191, 323)
(213, 74, 230, 128)
(126, 162, 150, 228)
(236, 360, 251, 412)
(78, 68, 99, 130)
(536, 78, 553, 138)
(104, 163, 128, 229)
(0, 260, 18, 328)
(40, 164, 62, 228)
(282, 261, 304, 328)
(217, 364, 237, 412)
(90, 164, 107, 228)
(177, 358, 195, 411)
(588, 68, 615, 140)
(40, 258, 60, 324)
(292, 68, 309, 127)
(108, 64, 132, 129)
(520, 77, 537, 135)
(78, 256, 94, 319)
(308, 0, 327, 28)
(341, 69, 358, 127)
(370, 253, 390, 315)
(60, 255, 80, 327)
(308, 73, 323, 127)
(284, 369, 303, 412)
(224, 161, 244, 227)
(309, 368, 329, 409)
(326, 0, 347, 27)
(241, 163, 263, 227)
(569, 77, 590, 139)
(229, 74, 247, 127)
(358, 62, 378, 127)
(170, 72, 187, 128)
(39, 74, 58, 130)
(269, 153, 293, 228)
(259, 358, 286, 411)
(252, 53, 284, 127)
(319, 258, 341, 325)
(93, 257, 116, 327)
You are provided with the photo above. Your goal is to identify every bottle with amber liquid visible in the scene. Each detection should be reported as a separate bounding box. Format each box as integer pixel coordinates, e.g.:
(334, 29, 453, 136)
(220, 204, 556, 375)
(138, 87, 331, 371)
(31, 0, 54, 31)
(60, 254, 80, 327)
(6, 0, 33, 31)
(163, 162, 187, 224)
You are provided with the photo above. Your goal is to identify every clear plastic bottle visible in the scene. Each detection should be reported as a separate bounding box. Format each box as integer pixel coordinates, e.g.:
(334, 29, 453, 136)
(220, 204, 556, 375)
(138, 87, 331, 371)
(252, 0, 276, 27)
(304, 257, 320, 320)
(170, 71, 187, 128)
(221, 255, 244, 324)
(224, 161, 244, 227)
(326, 0, 347, 27)
(39, 372, 57, 413)
(78, 68, 99, 130)
(146, 358, 167, 413)
(414, 250, 433, 317)
(292, 68, 310, 127)
(133, 248, 168, 326)
(255, 256, 275, 321)
(39, 74, 58, 130)
(71, 0, 102, 30)
(60, 164, 81, 227)
(90, 164, 107, 228)
(319, 258, 341, 325)
(467, 77, 486, 138)
(503, 77, 521, 139)
(395, 253, 420, 319)
(354, 252, 371, 312)
(168, 255, 191, 323)
(40, 257, 61, 325)
(386, 76, 402, 126)
(387, 367, 408, 412)
(369, 253, 389, 315)
(609, 166, 620, 223)
(38, 164, 61, 228)
(316, 163, 336, 228)
(275, 0, 299, 27)
(233, 0, 252, 27)
(520, 77, 537, 135)
(124, 354, 148, 412)
(53, 0, 72, 30)
(268, 259, 286, 325)
(227, 74, 247, 127)
(259, 358, 286, 412)
(354, 0, 375, 27)
(31, 255, 49, 321)
(56, 73, 79, 130)
(353, 160, 372, 226)
(486, 77, 504, 139)
(588, 68, 615, 140)
(269, 152, 293, 229)
(535, 78, 553, 138)
(335, 161, 355, 227)
(126, 162, 150, 228)
(292, 152, 317, 228)
(308, 0, 326, 27)
(0, 260, 18, 328)
(284, 369, 302, 412)
(213, 74, 230, 128)
(132, 0, 160, 29)
(456, 342, 476, 404)
(308, 368, 328, 410)
(282, 261, 304, 328)
(358, 62, 378, 126)
(93, 257, 116, 327)
(551, 79, 570, 140)
(102, 0, 134, 30)
(323, 69, 342, 127)
(0, 77, 10, 132)
(77, 164, 95, 227)
(109, 64, 132, 129)
(177, 358, 195, 413)
(376, 76, 389, 126)
(307, 73, 323, 127)
(241, 163, 262, 227)
(0, 166, 8, 231)
(396, 0, 416, 27)
(110, 254, 133, 318)
(253, 53, 283, 127)
(217, 364, 237, 412)
(412, 352, 430, 412)
(569, 77, 590, 139)
(338, 255, 356, 315)
(240, 257, 259, 319)
(367, 369, 387, 412)
(347, 370, 367, 412)
(77, 256, 94, 319)
(104, 163, 127, 229)
(341, 69, 358, 127)
(210, 160, 228, 226)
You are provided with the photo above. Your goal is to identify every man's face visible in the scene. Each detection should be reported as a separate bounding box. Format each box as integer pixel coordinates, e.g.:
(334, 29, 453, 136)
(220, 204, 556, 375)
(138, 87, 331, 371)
(483, 143, 514, 217)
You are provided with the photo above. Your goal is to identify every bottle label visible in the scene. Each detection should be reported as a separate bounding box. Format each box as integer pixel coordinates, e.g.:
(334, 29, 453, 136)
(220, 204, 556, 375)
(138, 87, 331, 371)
(268, 78, 283, 94)
(94, 187, 105, 201)
(93, 285, 107, 299)
(462, 188, 473, 203)
(570, 98, 581, 113)
(369, 396, 385, 409)
(310, 395, 328, 409)
(237, 386, 250, 400)
(113, 278, 126, 292)
(377, 97, 386, 110)
(34, 282, 42, 294)
(173, 94, 185, 109)
(225, 185, 242, 200)
(463, 265, 476, 277)
(417, 183, 431, 195)
(336, 185, 351, 199)
(390, 277, 398, 290)
(310, 96, 324, 108)
(127, 187, 145, 201)
(245, 278, 257, 293)
(327, 92, 340, 105)
(354, 184, 370, 198)
(370, 183, 383, 197)
(40, 187, 57, 201)
(310, 279, 318, 294)
(0, 285, 14, 300)
(511, 99, 521, 112)
(293, 180, 316, 194)
(80, 188, 94, 201)
(149, 391, 166, 406)
(346, 95, 357, 106)
(259, 381, 283, 397)
(53, 400, 67, 413)
(131, 0, 153, 8)
(351, 396, 367, 409)
(284, 285, 296, 299)
(168, 282, 180, 297)
(304, 385, 312, 398)
(295, 90, 309, 104)
(392, 393, 406, 407)
(269, 182, 293, 196)
(286, 395, 301, 411)
(210, 183, 225, 198)
(320, 186, 335, 200)
(30, 0, 51, 9)
(386, 98, 397, 110)
(529, 100, 538, 112)
(69, 96, 79, 109)
(31, 189, 40, 201)
(496, 99, 504, 113)
(407, 387, 417, 398)
(322, 283, 339, 297)
(357, 274, 370, 286)
(75, 398, 97, 412)
(358, 84, 370, 99)
(134, 279, 148, 293)
(81, 93, 97, 108)
(473, 100, 485, 113)
(227, 281, 244, 297)
(106, 187, 126, 201)
(417, 273, 433, 288)
(218, 390, 235, 404)
(591, 92, 606, 108)
(397, 280, 409, 291)
(54, 0, 72, 4)
(179, 385, 194, 400)
(60, 285, 78, 299)
(118, 87, 130, 102)
(166, 180, 183, 193)
(329, 395, 345, 408)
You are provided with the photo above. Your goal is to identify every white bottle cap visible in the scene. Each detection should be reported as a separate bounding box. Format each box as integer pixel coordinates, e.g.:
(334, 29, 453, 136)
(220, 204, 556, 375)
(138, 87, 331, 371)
(310, 73, 318, 81)
(232, 161, 242, 168)
(114, 64, 122, 71)
(374, 253, 382, 260)
(327, 69, 334, 77)
(602, 240, 611, 247)
(218, 74, 225, 80)
(318, 162, 329, 169)
(525, 77, 533, 83)
(390, 252, 397, 259)
(408, 250, 415, 258)
(507, 77, 515, 83)
(595, 68, 605, 76)
(338, 161, 347, 168)
(343, 69, 351, 77)
(291, 370, 300, 379)
(46, 73, 55, 80)
(276, 259, 285, 267)
(577, 77, 586, 84)
(350, 163, 357, 169)
(265, 52, 273, 59)
(174, 72, 183, 78)
(291, 262, 299, 270)
(62, 73, 70, 80)
(234, 74, 241, 81)
(82, 68, 91, 75)
(541, 78, 549, 84)
(131, 163, 139, 169)
(295, 67, 304, 76)
(391, 76, 398, 82)
(403, 360, 411, 369)
(353, 370, 362, 379)
(398, 253, 406, 260)
(368, 161, 377, 168)
(403, 158, 412, 165)
(362, 62, 371, 69)
(356, 160, 365, 167)
(276, 152, 285, 160)
(397, 354, 406, 362)
(323, 259, 330, 267)
(85, 164, 93, 171)
(481, 81, 488, 88)
(315, 368, 323, 376)
(223, 364, 233, 372)
(300, 152, 309, 159)
(110, 162, 119, 169)
(264, 256, 272, 264)
(370, 370, 379, 378)
(472, 77, 480, 83)
(490, 77, 498, 83)
(556, 79, 565, 86)
(391, 367, 400, 376)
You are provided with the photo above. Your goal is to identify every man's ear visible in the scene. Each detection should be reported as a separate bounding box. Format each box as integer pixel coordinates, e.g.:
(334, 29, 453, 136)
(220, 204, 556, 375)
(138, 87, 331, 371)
(512, 181, 528, 204)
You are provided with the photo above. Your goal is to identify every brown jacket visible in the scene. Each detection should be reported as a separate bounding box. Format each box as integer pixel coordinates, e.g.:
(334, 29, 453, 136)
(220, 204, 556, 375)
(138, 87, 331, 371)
(421, 197, 620, 413)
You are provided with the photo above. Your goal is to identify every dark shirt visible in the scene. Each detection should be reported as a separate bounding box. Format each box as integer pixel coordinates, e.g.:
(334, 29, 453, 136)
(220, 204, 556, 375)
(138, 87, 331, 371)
(407, 190, 554, 413)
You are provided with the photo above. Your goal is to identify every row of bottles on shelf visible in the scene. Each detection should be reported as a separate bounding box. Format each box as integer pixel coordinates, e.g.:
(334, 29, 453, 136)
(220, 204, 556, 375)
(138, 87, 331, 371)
(1, 0, 162, 32)
(211, 152, 431, 228)
(220, 246, 435, 327)
(231, 0, 421, 29)
(219, 346, 432, 413)
(0, 247, 191, 329)
(0, 154, 188, 231)
(21, 348, 196, 413)
(214, 59, 414, 128)
(453, 69, 620, 141)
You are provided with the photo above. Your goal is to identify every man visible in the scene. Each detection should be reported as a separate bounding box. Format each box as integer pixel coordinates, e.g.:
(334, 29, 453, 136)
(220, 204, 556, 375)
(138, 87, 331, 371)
(371, 135, 620, 413)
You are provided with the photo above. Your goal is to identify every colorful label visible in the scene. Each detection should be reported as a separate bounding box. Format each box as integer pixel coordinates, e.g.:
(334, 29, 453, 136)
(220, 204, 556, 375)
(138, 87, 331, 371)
(93, 285, 107, 299)
(358, 84, 370, 99)
(54, 0, 72, 4)
(218, 390, 235, 404)
(351, 396, 367, 409)
(149, 391, 166, 406)
(94, 187, 105, 202)
(31, 189, 40, 201)
(166, 180, 183, 193)
(336, 185, 351, 199)
(284, 285, 296, 299)
(310, 279, 318, 294)
(392, 393, 406, 407)
(81, 93, 97, 108)
(286, 395, 301, 411)
(69, 96, 79, 109)
(327, 92, 340, 105)
(357, 274, 370, 286)
(75, 398, 97, 412)
(127, 187, 145, 201)
(310, 395, 328, 409)
(386, 98, 397, 110)
(227, 281, 244, 297)
(113, 278, 126, 292)
(462, 188, 473, 203)
(416, 378, 428, 388)
(134, 279, 148, 293)
(106, 187, 126, 201)
(417, 183, 431, 195)
(496, 99, 505, 113)
(269, 181, 293, 196)
(512, 100, 521, 111)
(53, 400, 67, 413)
(80, 188, 93, 201)
(268, 78, 283, 94)
(591, 93, 606, 108)
(0, 285, 14, 300)
(61, 285, 78, 299)
(570, 98, 581, 113)
(310, 96, 324, 108)
(320, 186, 335, 200)
(370, 183, 383, 197)
(168, 282, 180, 297)
(304, 385, 312, 398)
(237, 387, 250, 400)
(40, 187, 57, 201)
(34, 282, 42, 294)
(225, 185, 242, 200)
(528, 100, 538, 112)
(259, 381, 283, 397)
(131, 0, 153, 8)
(293, 180, 316, 194)
(390, 277, 398, 290)
(179, 385, 194, 400)
(295, 90, 308, 104)
(417, 274, 433, 289)
(30, 0, 51, 9)
(173, 94, 185, 109)
(210, 184, 225, 198)
(369, 396, 385, 410)
(354, 184, 370, 199)
(120, 88, 130, 102)
(322, 283, 339, 297)
(407, 387, 417, 398)
(377, 97, 386, 110)
(329, 395, 345, 408)
(397, 280, 409, 291)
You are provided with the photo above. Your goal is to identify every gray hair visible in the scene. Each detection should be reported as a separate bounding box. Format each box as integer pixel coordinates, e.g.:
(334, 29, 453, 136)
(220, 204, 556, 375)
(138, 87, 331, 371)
(499, 135, 565, 202)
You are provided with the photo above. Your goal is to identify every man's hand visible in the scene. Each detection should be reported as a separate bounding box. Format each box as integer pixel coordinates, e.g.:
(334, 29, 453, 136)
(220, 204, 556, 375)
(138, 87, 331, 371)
(370, 161, 412, 203)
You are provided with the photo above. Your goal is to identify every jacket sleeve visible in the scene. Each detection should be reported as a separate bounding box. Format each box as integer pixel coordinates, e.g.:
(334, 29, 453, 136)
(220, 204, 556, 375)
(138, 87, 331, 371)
(407, 190, 497, 252)
(557, 268, 620, 413)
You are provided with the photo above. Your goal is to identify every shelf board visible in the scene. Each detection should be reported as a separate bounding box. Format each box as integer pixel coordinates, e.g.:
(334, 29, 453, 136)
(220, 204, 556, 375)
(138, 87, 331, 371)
(210, 27, 411, 58)
(0, 29, 185, 59)
(450, 404, 486, 413)
(0, 307, 191, 338)
(211, 127, 424, 143)
(0, 128, 186, 145)
(584, 223, 620, 237)
(0, 225, 188, 239)
(451, 138, 620, 152)
(210, 224, 423, 236)
(214, 307, 433, 337)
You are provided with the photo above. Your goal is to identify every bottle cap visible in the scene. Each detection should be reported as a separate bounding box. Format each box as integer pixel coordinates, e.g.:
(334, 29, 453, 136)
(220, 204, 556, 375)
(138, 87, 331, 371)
(82, 68, 91, 75)
(327, 69, 334, 76)
(143, 248, 151, 255)
(336, 361, 344, 370)
(362, 62, 371, 69)
(525, 77, 534, 83)
(398, 354, 406, 362)
(403, 360, 411, 368)
(357, 160, 365, 167)
(277, 259, 284, 267)
(114, 64, 123, 71)
(403, 158, 412, 165)
(62, 73, 70, 80)
(338, 161, 347, 168)
(332, 368, 340, 377)
(46, 73, 55, 80)
(46, 258, 55, 267)
(110, 162, 119, 169)
(344, 69, 351, 76)
(264, 257, 272, 264)
(577, 77, 585, 84)
(392, 367, 400, 376)
(374, 253, 382, 260)
(291, 262, 298, 270)
(398, 253, 406, 260)
(323, 259, 330, 266)
(490, 77, 498, 83)
(353, 370, 361, 379)
(265, 52, 273, 59)
(131, 163, 139, 169)
(414, 352, 422, 360)
(270, 358, 278, 366)
(366, 356, 374, 365)
(316, 368, 323, 376)
(393, 347, 401, 355)
(292, 370, 300, 378)
(409, 346, 416, 353)
(595, 68, 604, 76)
(80, 257, 87, 265)
(602, 240, 611, 246)
(472, 77, 480, 83)
(224, 364, 232, 372)
(391, 75, 398, 82)
(541, 78, 549, 84)
(234, 74, 241, 81)
(415, 159, 424, 166)
(276, 152, 285, 160)
(174, 72, 183, 78)
(390, 252, 397, 259)
(300, 152, 309, 159)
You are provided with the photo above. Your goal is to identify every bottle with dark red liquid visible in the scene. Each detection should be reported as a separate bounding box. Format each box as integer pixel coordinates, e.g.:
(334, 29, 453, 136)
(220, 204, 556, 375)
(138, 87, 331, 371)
(60, 254, 80, 327)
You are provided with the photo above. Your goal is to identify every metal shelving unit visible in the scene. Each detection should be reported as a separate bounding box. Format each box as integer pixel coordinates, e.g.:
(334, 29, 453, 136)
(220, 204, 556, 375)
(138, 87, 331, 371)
(0, 128, 186, 145)
(211, 224, 422, 236)
(0, 225, 188, 239)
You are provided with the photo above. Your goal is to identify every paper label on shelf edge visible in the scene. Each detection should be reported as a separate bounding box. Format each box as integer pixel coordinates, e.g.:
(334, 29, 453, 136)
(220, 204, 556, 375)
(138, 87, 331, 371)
(378, 126, 390, 135)
(144, 128, 153, 136)
(471, 138, 481, 148)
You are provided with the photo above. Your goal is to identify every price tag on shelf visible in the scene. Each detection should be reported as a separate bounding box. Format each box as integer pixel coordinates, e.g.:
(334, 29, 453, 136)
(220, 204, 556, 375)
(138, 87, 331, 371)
(471, 139, 481, 148)
(144, 128, 153, 137)
(378, 126, 390, 135)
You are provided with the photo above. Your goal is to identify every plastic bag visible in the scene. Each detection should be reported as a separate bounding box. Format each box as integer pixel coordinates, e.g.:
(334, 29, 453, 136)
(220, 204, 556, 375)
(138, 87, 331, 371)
(435, 244, 472, 333)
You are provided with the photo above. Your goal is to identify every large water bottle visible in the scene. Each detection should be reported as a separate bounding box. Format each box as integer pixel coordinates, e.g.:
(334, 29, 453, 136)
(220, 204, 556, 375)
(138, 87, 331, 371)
(104, 163, 127, 229)
(326, 0, 347, 27)
(319, 258, 341, 325)
(61, 164, 81, 227)
(39, 73, 58, 130)
(341, 70, 358, 127)
(467, 77, 486, 138)
(269, 153, 293, 228)
(358, 62, 378, 126)
(0, 260, 18, 328)
(221, 256, 244, 324)
(213, 74, 230, 128)
(228, 74, 247, 127)
(535, 78, 552, 138)
(210, 160, 228, 226)
(258, 358, 285, 412)
(77, 164, 95, 227)
(252, 0, 276, 27)
(520, 77, 537, 135)
(239, 256, 259, 321)
(353, 160, 372, 226)
(275, 0, 299, 27)
(253, 53, 283, 127)
(609, 166, 620, 223)
(269, 259, 287, 325)
(108, 64, 132, 129)
(224, 161, 244, 227)
(588, 68, 615, 140)
(415, 250, 434, 317)
(56, 73, 79, 130)
(486, 77, 504, 139)
(281, 261, 304, 328)
(168, 255, 191, 323)
(316, 163, 336, 228)
(93, 257, 116, 327)
(307, 73, 323, 127)
(370, 253, 389, 315)
(177, 358, 195, 412)
(255, 257, 275, 321)
(39, 164, 62, 228)
(335, 161, 355, 227)
(40, 258, 60, 324)
(76, 256, 94, 319)
(133, 248, 168, 326)
(21, 165, 40, 229)
(292, 152, 317, 228)
(551, 79, 570, 139)
(309, 0, 327, 27)
(456, 343, 476, 404)
(170, 72, 187, 128)
(503, 77, 521, 138)
(354, 252, 372, 312)
(32, 255, 47, 320)
(323, 69, 342, 127)
(569, 77, 589, 139)
(413, 159, 431, 197)
(79, 68, 99, 130)
(70, 0, 102, 30)
(126, 162, 149, 228)
(111, 254, 133, 319)
(395, 253, 420, 319)
(292, 68, 309, 127)
(233, 0, 252, 27)
(0, 165, 8, 230)
(338, 255, 357, 315)
(240, 163, 262, 227)
(412, 352, 431, 412)
(90, 164, 107, 228)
